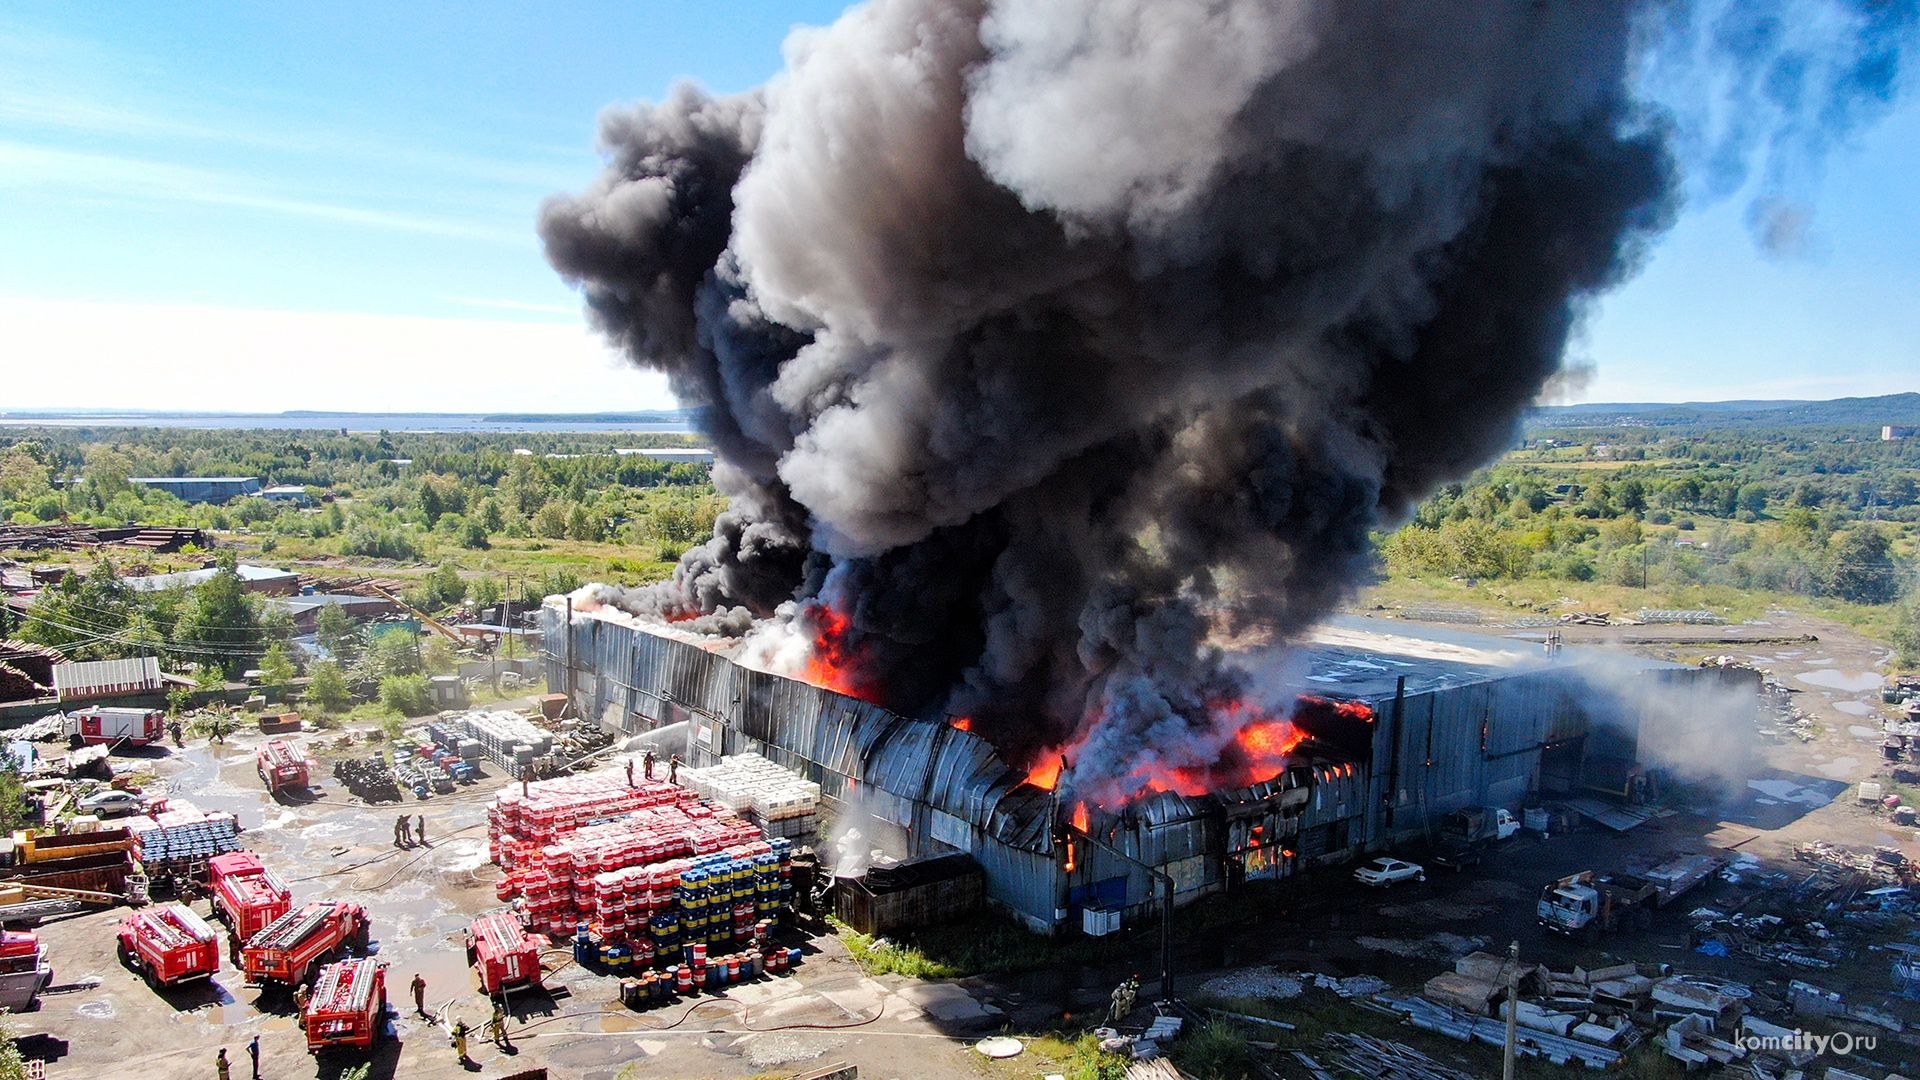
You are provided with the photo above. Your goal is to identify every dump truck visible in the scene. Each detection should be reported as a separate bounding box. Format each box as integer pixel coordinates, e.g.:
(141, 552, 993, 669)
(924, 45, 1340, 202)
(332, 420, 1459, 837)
(255, 739, 314, 795)
(117, 902, 221, 988)
(64, 707, 165, 748)
(210, 851, 293, 942)
(303, 957, 388, 1054)
(469, 912, 542, 994)
(241, 900, 369, 989)
(0, 930, 53, 1012)
(1538, 870, 1657, 938)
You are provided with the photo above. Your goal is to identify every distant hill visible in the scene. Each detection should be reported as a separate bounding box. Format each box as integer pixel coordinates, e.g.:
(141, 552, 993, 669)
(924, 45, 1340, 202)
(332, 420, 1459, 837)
(1529, 392, 1920, 429)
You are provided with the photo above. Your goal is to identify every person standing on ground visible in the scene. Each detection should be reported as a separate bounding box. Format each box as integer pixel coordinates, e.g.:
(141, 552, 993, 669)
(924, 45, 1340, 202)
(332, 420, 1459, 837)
(416, 814, 427, 847)
(411, 972, 427, 1017)
(643, 747, 656, 780)
(489, 1000, 513, 1049)
(246, 1035, 259, 1080)
(170, 719, 183, 748)
(392, 816, 405, 848)
(215, 1047, 230, 1080)
(625, 757, 634, 788)
(451, 1019, 471, 1064)
(668, 753, 681, 785)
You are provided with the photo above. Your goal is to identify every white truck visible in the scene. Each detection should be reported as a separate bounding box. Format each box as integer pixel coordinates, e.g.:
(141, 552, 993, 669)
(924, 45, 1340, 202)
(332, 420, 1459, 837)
(1431, 807, 1520, 872)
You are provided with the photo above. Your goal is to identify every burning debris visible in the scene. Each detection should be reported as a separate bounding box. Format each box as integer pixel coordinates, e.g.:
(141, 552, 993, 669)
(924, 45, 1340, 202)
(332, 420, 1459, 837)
(543, 0, 1919, 798)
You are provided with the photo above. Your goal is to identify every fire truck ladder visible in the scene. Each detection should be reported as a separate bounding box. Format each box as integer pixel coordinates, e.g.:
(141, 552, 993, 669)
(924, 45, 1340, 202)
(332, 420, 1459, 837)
(313, 959, 378, 1012)
(475, 914, 523, 956)
(255, 903, 333, 950)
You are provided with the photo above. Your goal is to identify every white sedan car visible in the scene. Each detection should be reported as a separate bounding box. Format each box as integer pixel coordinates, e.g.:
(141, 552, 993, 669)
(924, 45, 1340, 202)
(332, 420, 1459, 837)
(77, 789, 145, 818)
(1353, 857, 1426, 887)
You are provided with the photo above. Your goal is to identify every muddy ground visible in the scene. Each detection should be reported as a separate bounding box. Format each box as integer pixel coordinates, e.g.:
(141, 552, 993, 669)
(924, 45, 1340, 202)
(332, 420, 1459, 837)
(12, 729, 1015, 1080)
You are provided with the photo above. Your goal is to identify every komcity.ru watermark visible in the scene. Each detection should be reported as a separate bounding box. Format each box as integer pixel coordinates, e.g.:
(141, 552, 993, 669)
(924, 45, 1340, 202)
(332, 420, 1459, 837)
(1741, 1029, 1876, 1057)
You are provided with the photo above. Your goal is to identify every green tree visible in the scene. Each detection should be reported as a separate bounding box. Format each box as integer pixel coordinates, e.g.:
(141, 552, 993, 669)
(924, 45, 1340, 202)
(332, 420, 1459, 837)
(258, 640, 298, 686)
(470, 576, 502, 610)
(316, 602, 360, 663)
(379, 673, 432, 716)
(1826, 527, 1902, 605)
(173, 551, 263, 678)
(0, 1009, 30, 1080)
(422, 564, 468, 608)
(365, 629, 422, 679)
(422, 636, 458, 675)
(21, 560, 138, 660)
(303, 659, 353, 713)
(532, 500, 569, 539)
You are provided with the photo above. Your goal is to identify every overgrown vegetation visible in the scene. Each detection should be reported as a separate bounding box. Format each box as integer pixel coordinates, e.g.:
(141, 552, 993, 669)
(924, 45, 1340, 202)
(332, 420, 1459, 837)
(1372, 417, 1917, 636)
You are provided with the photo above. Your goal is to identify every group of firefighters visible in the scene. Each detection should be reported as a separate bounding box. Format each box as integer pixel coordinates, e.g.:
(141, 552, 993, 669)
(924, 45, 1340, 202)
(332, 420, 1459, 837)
(624, 746, 681, 787)
(392, 813, 430, 847)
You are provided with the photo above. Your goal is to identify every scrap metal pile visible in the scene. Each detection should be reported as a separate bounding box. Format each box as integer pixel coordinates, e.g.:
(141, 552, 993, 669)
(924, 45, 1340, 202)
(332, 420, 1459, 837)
(1699, 656, 1815, 742)
(331, 756, 402, 803)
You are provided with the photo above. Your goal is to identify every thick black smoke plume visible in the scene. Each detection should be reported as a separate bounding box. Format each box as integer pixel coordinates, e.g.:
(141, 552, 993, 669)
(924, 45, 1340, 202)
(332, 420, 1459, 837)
(542, 0, 1914, 801)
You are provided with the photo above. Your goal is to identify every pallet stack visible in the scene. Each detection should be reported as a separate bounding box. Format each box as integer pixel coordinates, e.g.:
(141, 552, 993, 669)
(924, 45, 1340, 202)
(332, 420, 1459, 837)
(125, 802, 242, 864)
(677, 754, 821, 840)
(487, 776, 692, 868)
(449, 711, 554, 775)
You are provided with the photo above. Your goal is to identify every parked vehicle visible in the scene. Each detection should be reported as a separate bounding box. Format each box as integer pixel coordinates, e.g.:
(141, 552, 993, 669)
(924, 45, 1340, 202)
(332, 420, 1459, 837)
(117, 903, 221, 988)
(1443, 806, 1520, 844)
(210, 851, 293, 942)
(0, 931, 53, 1012)
(256, 740, 314, 795)
(1353, 857, 1425, 887)
(469, 912, 542, 994)
(76, 789, 145, 818)
(64, 707, 165, 748)
(241, 900, 369, 989)
(1538, 871, 1657, 938)
(303, 958, 388, 1054)
(1432, 806, 1521, 872)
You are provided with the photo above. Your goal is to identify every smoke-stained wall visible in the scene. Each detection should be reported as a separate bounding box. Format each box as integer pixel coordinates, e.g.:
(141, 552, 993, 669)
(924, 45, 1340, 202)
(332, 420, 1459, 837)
(545, 604, 1737, 928)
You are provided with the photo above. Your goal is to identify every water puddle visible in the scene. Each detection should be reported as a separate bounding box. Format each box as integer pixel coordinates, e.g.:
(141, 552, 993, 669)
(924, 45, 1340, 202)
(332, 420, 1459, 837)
(1799, 669, 1883, 693)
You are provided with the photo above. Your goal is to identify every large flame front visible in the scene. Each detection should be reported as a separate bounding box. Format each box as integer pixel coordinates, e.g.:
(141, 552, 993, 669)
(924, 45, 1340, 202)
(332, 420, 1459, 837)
(794, 602, 880, 702)
(1028, 694, 1368, 804)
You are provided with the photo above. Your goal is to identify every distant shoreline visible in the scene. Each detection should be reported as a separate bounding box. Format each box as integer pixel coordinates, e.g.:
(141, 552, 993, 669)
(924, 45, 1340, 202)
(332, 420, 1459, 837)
(0, 409, 698, 434)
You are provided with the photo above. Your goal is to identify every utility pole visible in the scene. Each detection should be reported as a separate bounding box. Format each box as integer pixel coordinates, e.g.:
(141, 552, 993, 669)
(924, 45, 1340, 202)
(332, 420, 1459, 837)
(1502, 939, 1520, 1080)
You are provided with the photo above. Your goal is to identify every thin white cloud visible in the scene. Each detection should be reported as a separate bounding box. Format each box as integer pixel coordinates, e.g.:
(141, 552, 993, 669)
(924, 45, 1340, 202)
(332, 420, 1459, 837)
(0, 297, 674, 413)
(0, 140, 530, 244)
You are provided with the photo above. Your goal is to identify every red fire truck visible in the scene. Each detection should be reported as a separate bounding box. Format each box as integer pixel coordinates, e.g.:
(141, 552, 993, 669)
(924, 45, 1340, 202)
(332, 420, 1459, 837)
(303, 958, 388, 1054)
(469, 912, 543, 994)
(241, 900, 369, 989)
(209, 851, 293, 942)
(64, 707, 165, 747)
(255, 739, 314, 794)
(116, 903, 221, 988)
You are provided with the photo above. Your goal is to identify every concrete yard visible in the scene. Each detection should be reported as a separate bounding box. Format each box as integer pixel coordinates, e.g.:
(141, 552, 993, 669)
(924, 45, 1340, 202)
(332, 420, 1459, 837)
(8, 727, 1011, 1080)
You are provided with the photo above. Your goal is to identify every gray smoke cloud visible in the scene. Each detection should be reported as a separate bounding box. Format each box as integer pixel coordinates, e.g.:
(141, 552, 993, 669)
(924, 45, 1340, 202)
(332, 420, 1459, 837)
(542, 0, 1914, 801)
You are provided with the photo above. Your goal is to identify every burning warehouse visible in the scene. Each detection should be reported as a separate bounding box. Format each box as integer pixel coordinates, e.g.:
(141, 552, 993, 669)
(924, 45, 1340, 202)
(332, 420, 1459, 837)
(545, 597, 1739, 932)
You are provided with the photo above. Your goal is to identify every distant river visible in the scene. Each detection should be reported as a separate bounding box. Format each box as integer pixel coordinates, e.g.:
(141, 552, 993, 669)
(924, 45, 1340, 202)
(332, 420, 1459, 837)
(0, 413, 696, 434)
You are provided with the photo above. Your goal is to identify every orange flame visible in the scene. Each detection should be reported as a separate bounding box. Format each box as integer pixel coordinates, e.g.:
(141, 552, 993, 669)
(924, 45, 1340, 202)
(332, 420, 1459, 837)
(1027, 751, 1065, 791)
(1064, 838, 1077, 873)
(796, 602, 881, 702)
(950, 715, 973, 732)
(1071, 801, 1090, 833)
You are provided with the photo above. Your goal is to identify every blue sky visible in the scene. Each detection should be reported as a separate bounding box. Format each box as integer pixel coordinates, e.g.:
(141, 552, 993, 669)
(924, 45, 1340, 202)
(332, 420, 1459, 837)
(1, 2, 1912, 411)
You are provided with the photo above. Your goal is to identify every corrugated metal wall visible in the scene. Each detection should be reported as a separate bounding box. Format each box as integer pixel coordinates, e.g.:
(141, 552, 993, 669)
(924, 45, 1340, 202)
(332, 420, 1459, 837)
(544, 604, 1728, 929)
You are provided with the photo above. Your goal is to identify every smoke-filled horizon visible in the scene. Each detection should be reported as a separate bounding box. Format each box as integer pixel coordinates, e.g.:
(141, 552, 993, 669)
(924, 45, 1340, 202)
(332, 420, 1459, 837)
(541, 0, 1914, 803)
